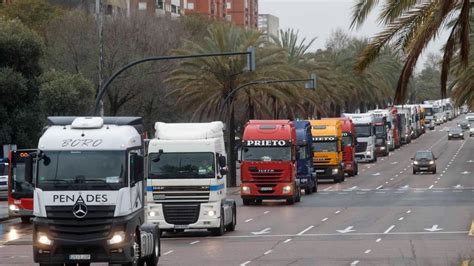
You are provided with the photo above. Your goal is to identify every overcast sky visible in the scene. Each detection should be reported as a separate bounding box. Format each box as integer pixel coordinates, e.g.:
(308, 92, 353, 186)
(259, 0, 449, 70)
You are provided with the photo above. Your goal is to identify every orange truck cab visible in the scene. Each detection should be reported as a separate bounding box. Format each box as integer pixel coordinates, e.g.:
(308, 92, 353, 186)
(310, 119, 345, 183)
(240, 120, 301, 205)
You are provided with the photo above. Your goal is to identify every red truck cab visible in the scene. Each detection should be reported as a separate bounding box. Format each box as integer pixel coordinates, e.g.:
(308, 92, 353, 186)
(339, 118, 358, 176)
(240, 120, 301, 205)
(390, 107, 401, 149)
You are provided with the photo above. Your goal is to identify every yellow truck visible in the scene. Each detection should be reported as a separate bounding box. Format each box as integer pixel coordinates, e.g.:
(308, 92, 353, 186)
(309, 119, 345, 183)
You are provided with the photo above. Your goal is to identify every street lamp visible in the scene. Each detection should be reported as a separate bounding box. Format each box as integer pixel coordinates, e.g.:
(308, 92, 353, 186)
(93, 47, 256, 115)
(220, 73, 317, 187)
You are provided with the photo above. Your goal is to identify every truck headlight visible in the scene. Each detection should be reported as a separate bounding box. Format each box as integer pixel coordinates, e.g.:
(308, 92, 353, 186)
(429, 160, 434, 165)
(37, 232, 52, 246)
(282, 185, 292, 194)
(331, 168, 339, 175)
(207, 210, 216, 217)
(148, 211, 157, 217)
(241, 186, 250, 194)
(9, 204, 19, 211)
(448, 133, 452, 136)
(380, 146, 386, 150)
(108, 231, 126, 245)
(366, 151, 371, 155)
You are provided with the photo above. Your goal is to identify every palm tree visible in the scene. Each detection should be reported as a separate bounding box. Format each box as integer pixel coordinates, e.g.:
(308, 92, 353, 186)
(166, 22, 294, 186)
(351, 0, 472, 103)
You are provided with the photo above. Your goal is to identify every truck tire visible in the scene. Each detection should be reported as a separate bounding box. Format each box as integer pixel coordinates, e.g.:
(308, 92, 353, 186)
(210, 208, 225, 236)
(305, 187, 313, 195)
(354, 163, 358, 176)
(286, 196, 295, 205)
(141, 225, 160, 266)
(295, 189, 301, 203)
(20, 216, 30, 223)
(312, 181, 318, 193)
(225, 204, 236, 232)
(242, 198, 253, 205)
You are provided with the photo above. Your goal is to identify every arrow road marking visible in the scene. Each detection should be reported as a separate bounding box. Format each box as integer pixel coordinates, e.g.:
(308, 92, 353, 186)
(461, 171, 471, 175)
(400, 185, 410, 189)
(252, 228, 271, 235)
(351, 260, 359, 265)
(345, 186, 358, 191)
(424, 225, 443, 232)
(372, 172, 381, 176)
(337, 226, 356, 234)
(453, 184, 464, 189)
(467, 160, 474, 163)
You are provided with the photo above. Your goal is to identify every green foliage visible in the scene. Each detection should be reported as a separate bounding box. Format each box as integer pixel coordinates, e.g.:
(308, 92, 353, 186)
(0, 0, 61, 33)
(39, 70, 95, 116)
(0, 17, 44, 78)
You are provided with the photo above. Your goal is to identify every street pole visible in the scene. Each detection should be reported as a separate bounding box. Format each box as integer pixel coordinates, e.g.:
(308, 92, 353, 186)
(96, 0, 105, 116)
(93, 48, 256, 115)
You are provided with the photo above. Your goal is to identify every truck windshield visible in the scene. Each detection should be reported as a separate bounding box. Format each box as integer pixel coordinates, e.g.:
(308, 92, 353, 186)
(312, 141, 337, 152)
(355, 125, 372, 137)
(11, 164, 34, 198)
(342, 135, 352, 146)
(424, 108, 433, 116)
(242, 147, 291, 161)
(148, 152, 215, 179)
(37, 151, 126, 190)
(375, 125, 386, 136)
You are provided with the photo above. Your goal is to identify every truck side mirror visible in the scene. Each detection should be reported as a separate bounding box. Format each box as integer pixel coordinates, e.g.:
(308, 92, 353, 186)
(25, 155, 34, 184)
(218, 155, 227, 168)
(219, 169, 228, 176)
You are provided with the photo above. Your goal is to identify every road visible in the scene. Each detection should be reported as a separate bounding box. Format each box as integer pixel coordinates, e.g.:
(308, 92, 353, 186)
(0, 116, 473, 265)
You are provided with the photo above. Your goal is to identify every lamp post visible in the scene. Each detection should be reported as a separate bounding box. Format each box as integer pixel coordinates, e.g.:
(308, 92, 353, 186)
(221, 73, 317, 187)
(93, 47, 256, 115)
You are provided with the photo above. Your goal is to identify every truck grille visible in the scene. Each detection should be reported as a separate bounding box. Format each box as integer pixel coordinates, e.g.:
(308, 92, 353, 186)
(45, 205, 115, 239)
(163, 203, 200, 225)
(249, 169, 283, 183)
(152, 186, 210, 203)
(355, 142, 368, 153)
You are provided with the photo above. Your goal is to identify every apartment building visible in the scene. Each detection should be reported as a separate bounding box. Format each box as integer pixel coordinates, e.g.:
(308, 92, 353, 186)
(258, 13, 279, 42)
(185, 0, 258, 28)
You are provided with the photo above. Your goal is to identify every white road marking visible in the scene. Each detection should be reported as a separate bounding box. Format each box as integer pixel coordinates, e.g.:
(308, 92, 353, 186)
(399, 217, 404, 221)
(190, 240, 200, 245)
(428, 185, 434, 189)
(283, 238, 292, 243)
(384, 225, 396, 234)
(364, 249, 371, 254)
(163, 250, 174, 255)
(376, 238, 382, 242)
(453, 184, 464, 189)
(407, 210, 411, 214)
(322, 217, 328, 222)
(240, 261, 252, 266)
(453, 190, 463, 193)
(251, 228, 271, 235)
(335, 210, 341, 214)
(346, 186, 358, 191)
(323, 186, 333, 191)
(390, 178, 394, 181)
(297, 225, 314, 236)
(424, 225, 443, 232)
(264, 211, 270, 214)
(376, 191, 386, 194)
(391, 161, 398, 165)
(263, 250, 272, 255)
(395, 174, 399, 177)
(376, 185, 383, 190)
(437, 177, 441, 180)
(400, 171, 403, 174)
(385, 181, 389, 184)
(434, 181, 438, 184)
(245, 219, 253, 223)
(372, 173, 381, 176)
(337, 226, 356, 233)
(351, 260, 360, 265)
(433, 190, 443, 193)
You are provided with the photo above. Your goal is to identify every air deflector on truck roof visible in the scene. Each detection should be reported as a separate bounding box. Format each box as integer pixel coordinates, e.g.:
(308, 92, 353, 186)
(47, 116, 144, 133)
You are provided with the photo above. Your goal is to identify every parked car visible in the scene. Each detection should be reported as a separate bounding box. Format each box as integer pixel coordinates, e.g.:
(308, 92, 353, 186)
(412, 151, 437, 174)
(448, 127, 464, 140)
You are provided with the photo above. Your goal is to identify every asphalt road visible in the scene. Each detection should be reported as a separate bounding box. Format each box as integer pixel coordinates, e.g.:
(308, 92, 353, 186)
(0, 116, 472, 265)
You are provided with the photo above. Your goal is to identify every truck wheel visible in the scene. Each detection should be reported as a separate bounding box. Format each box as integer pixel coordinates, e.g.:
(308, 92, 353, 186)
(312, 182, 317, 193)
(295, 189, 301, 203)
(354, 164, 358, 176)
(286, 196, 295, 205)
(140, 225, 160, 266)
(225, 204, 236, 232)
(305, 187, 313, 195)
(210, 208, 225, 236)
(242, 198, 253, 206)
(20, 216, 30, 223)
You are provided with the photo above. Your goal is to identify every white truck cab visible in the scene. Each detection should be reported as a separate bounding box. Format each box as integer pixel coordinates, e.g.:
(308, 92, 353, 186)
(147, 122, 236, 236)
(369, 109, 394, 153)
(342, 113, 377, 163)
(29, 116, 160, 266)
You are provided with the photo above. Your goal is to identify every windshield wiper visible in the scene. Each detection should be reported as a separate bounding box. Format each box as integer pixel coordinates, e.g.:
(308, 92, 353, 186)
(80, 179, 115, 190)
(43, 179, 73, 189)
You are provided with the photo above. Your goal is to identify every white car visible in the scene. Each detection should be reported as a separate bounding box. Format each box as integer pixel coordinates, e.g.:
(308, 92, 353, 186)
(0, 162, 8, 199)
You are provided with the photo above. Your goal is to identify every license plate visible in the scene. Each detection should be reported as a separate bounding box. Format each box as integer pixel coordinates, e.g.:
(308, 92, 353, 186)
(420, 167, 428, 170)
(174, 224, 189, 229)
(316, 169, 325, 173)
(69, 254, 91, 260)
(260, 187, 273, 191)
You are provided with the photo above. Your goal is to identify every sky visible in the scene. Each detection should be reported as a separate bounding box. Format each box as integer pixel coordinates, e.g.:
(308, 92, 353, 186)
(259, 0, 450, 71)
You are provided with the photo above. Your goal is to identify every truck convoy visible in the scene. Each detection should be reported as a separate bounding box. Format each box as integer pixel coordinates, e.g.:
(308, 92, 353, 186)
(147, 122, 236, 236)
(294, 121, 317, 194)
(27, 116, 160, 266)
(337, 117, 358, 176)
(8, 149, 35, 223)
(310, 119, 345, 183)
(342, 113, 377, 163)
(240, 120, 301, 205)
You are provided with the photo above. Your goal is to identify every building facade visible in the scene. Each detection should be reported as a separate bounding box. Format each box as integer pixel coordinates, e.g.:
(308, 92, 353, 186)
(258, 13, 279, 42)
(185, 0, 258, 28)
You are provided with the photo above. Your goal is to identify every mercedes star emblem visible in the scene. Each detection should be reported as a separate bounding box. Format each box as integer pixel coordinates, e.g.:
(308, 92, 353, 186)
(72, 202, 88, 219)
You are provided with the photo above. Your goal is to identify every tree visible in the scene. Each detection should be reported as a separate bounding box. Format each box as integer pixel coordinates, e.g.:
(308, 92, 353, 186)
(412, 54, 443, 103)
(166, 23, 293, 186)
(0, 0, 61, 34)
(0, 18, 44, 148)
(39, 70, 95, 116)
(351, 0, 472, 103)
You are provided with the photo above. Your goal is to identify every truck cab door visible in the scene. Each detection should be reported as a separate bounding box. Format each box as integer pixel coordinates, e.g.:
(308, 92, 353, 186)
(129, 152, 144, 213)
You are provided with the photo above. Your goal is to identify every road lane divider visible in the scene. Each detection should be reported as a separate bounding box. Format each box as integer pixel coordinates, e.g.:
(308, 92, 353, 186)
(163, 250, 174, 256)
(297, 225, 314, 236)
(384, 225, 395, 234)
